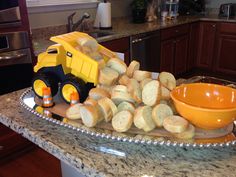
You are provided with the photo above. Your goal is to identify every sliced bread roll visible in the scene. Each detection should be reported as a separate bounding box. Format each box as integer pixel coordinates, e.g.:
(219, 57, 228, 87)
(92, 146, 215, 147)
(100, 97, 117, 117)
(127, 79, 142, 104)
(89, 87, 110, 100)
(133, 106, 156, 132)
(77, 37, 98, 52)
(140, 78, 152, 90)
(118, 74, 130, 86)
(97, 98, 113, 122)
(80, 105, 99, 127)
(117, 101, 135, 113)
(142, 80, 161, 106)
(111, 91, 135, 105)
(133, 70, 152, 82)
(126, 60, 140, 77)
(106, 58, 127, 74)
(84, 98, 98, 106)
(152, 104, 173, 127)
(173, 124, 195, 139)
(163, 115, 189, 133)
(158, 72, 176, 91)
(160, 85, 171, 100)
(99, 67, 119, 86)
(66, 103, 83, 120)
(111, 85, 128, 94)
(112, 110, 133, 132)
(96, 84, 114, 93)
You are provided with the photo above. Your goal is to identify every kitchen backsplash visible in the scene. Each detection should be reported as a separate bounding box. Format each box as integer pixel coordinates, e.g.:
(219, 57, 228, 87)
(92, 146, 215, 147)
(28, 0, 236, 29)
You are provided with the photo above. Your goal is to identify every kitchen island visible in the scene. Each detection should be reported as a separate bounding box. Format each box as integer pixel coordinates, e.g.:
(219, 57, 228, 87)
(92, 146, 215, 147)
(0, 89, 236, 177)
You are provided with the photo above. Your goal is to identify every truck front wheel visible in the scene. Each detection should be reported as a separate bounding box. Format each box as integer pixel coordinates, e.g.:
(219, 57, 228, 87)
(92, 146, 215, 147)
(60, 76, 87, 104)
(32, 73, 59, 98)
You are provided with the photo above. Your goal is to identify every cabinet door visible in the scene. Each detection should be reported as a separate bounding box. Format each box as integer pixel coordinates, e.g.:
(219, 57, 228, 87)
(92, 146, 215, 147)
(0, 123, 32, 160)
(100, 37, 130, 65)
(160, 39, 175, 73)
(197, 22, 217, 69)
(175, 35, 189, 75)
(214, 34, 236, 75)
(188, 22, 200, 71)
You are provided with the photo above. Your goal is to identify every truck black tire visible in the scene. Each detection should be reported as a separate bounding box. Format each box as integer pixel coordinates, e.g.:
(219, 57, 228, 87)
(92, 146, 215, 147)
(60, 76, 87, 104)
(32, 72, 59, 98)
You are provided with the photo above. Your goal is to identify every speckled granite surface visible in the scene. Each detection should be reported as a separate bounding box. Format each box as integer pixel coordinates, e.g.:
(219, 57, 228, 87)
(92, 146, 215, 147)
(0, 89, 236, 177)
(32, 15, 236, 56)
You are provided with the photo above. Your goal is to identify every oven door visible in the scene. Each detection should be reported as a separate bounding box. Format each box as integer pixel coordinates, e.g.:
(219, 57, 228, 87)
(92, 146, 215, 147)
(0, 31, 33, 95)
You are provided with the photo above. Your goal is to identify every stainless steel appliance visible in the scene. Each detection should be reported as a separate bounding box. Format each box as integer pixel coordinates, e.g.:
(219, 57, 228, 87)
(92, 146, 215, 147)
(0, 1, 21, 28)
(0, 31, 33, 95)
(219, 3, 236, 17)
(0, 0, 33, 95)
(130, 31, 161, 72)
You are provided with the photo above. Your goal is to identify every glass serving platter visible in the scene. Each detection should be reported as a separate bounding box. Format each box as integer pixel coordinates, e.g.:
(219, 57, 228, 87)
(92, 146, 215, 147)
(20, 76, 236, 148)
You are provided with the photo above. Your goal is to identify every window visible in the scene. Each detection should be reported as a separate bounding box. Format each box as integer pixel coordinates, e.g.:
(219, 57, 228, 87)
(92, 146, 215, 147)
(26, 0, 98, 13)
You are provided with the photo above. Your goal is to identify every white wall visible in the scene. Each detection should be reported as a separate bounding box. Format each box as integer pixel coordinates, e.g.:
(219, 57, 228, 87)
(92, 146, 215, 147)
(28, 0, 236, 29)
(28, 0, 133, 29)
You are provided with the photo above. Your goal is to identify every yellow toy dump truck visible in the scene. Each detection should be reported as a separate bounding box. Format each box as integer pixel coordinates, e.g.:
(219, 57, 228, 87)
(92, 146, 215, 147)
(32, 32, 117, 103)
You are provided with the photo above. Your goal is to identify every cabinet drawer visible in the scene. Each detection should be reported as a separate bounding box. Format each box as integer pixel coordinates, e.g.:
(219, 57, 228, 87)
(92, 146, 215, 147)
(161, 24, 189, 40)
(219, 22, 236, 35)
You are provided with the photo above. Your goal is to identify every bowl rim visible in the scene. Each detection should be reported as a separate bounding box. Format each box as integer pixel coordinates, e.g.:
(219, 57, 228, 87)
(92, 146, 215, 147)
(170, 83, 236, 111)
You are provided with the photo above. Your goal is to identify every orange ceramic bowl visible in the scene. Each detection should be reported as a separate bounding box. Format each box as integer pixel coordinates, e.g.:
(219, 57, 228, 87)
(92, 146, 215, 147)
(170, 83, 236, 130)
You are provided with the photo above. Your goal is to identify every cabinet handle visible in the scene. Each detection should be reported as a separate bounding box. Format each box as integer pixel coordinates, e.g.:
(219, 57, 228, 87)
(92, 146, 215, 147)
(212, 24, 216, 28)
(175, 30, 179, 33)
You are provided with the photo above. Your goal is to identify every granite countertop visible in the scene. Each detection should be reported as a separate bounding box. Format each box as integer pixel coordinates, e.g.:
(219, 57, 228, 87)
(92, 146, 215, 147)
(0, 89, 236, 177)
(32, 15, 236, 56)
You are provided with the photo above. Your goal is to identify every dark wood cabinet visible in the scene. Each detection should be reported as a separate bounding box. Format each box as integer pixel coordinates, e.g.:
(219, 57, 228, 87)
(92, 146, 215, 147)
(160, 39, 175, 73)
(160, 24, 189, 76)
(188, 22, 200, 71)
(100, 37, 130, 65)
(0, 123, 33, 161)
(214, 23, 236, 76)
(197, 22, 217, 70)
(175, 34, 189, 75)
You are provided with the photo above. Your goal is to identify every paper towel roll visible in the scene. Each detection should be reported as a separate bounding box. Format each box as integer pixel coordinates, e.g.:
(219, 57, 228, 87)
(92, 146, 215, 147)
(94, 2, 112, 29)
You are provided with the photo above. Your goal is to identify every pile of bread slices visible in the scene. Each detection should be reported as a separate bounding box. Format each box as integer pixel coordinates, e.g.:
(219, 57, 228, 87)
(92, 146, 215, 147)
(66, 58, 195, 139)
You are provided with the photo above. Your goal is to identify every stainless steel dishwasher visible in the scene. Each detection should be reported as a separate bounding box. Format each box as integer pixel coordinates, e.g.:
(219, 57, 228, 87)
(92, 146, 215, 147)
(130, 30, 161, 72)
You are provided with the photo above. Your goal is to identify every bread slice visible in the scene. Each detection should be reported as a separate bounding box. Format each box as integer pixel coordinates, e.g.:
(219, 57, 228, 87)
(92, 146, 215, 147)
(84, 98, 98, 107)
(112, 110, 133, 132)
(111, 91, 135, 105)
(96, 84, 114, 93)
(126, 60, 140, 77)
(160, 85, 171, 100)
(140, 78, 152, 90)
(89, 87, 110, 100)
(152, 104, 173, 127)
(142, 80, 161, 106)
(158, 72, 176, 91)
(133, 70, 152, 82)
(118, 74, 130, 86)
(117, 101, 135, 113)
(100, 97, 118, 117)
(173, 124, 195, 139)
(66, 103, 83, 120)
(80, 105, 99, 127)
(97, 98, 113, 122)
(127, 79, 142, 104)
(133, 106, 156, 132)
(111, 85, 128, 94)
(77, 37, 98, 52)
(163, 115, 189, 133)
(99, 67, 119, 86)
(106, 57, 127, 74)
